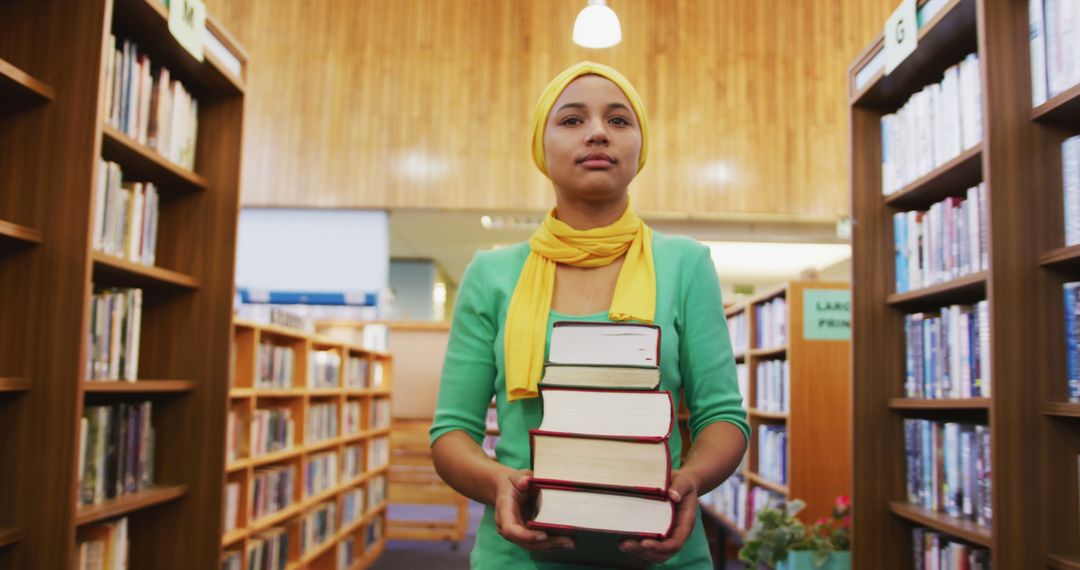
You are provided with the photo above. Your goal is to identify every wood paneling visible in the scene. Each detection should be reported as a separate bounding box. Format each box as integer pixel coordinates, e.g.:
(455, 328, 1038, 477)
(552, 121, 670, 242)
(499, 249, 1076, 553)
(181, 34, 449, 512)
(206, 0, 894, 217)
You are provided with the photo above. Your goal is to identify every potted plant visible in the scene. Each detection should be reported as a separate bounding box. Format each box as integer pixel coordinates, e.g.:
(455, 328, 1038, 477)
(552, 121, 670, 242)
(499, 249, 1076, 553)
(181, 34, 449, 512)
(738, 496, 851, 569)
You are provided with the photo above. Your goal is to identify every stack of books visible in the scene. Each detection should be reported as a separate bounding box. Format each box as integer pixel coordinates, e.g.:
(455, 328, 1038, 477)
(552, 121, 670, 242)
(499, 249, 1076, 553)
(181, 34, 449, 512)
(526, 322, 674, 568)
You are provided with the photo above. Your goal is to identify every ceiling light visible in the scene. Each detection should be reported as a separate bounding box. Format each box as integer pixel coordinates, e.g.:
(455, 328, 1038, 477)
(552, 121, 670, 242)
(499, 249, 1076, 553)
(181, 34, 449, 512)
(704, 241, 852, 282)
(573, 0, 622, 49)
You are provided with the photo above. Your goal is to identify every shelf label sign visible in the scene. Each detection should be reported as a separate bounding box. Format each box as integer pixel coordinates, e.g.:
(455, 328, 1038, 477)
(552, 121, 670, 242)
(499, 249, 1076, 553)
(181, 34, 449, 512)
(804, 289, 851, 341)
(169, 0, 206, 62)
(883, 0, 917, 75)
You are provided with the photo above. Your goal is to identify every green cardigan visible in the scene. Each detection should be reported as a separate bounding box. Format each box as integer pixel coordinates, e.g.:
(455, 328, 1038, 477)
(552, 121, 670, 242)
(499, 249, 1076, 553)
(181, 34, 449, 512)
(430, 231, 750, 569)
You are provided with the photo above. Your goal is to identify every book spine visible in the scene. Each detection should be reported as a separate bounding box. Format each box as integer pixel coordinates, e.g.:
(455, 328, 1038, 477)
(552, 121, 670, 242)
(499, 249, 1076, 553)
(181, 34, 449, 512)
(1031, 0, 1049, 107)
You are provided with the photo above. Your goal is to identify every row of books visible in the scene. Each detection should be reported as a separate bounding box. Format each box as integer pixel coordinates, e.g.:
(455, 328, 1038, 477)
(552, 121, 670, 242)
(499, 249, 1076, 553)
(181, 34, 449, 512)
(93, 160, 160, 265)
(368, 437, 389, 471)
(341, 487, 366, 524)
(77, 517, 128, 570)
(86, 287, 143, 382)
(1064, 136, 1080, 246)
(903, 301, 991, 399)
(343, 444, 364, 480)
(337, 538, 357, 570)
(903, 420, 992, 526)
(365, 514, 384, 551)
(346, 355, 369, 389)
(893, 184, 988, 293)
(224, 481, 241, 534)
(367, 475, 387, 512)
(251, 407, 295, 456)
(300, 501, 337, 554)
(728, 310, 750, 353)
(700, 473, 747, 531)
(755, 359, 789, 413)
(755, 297, 787, 349)
(344, 401, 362, 434)
(748, 487, 785, 530)
(881, 53, 983, 195)
(306, 450, 338, 498)
(79, 402, 154, 506)
(251, 464, 296, 523)
(246, 527, 289, 570)
(309, 349, 342, 389)
(226, 410, 243, 462)
(757, 425, 788, 486)
(307, 402, 339, 444)
(1064, 282, 1080, 401)
(912, 527, 990, 569)
(104, 35, 199, 170)
(1029, 0, 1080, 107)
(371, 398, 391, 429)
(257, 342, 295, 389)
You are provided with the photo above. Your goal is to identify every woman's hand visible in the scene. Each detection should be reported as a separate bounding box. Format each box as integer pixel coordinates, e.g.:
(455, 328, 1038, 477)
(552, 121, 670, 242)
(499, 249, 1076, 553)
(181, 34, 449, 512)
(619, 470, 698, 563)
(494, 469, 575, 552)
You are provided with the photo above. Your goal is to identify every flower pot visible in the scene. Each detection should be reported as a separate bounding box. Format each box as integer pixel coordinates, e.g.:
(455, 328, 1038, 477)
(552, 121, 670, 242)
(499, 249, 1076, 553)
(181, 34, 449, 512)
(777, 550, 851, 570)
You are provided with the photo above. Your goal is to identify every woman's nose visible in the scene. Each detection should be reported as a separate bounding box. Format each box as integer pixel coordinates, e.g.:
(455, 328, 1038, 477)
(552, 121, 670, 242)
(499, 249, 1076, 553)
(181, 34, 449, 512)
(584, 118, 610, 145)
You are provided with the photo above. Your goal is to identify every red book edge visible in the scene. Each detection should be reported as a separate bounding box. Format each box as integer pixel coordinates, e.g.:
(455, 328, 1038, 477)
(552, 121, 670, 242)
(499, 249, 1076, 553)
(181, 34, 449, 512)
(526, 481, 675, 539)
(529, 430, 672, 493)
(549, 321, 662, 368)
(538, 388, 674, 439)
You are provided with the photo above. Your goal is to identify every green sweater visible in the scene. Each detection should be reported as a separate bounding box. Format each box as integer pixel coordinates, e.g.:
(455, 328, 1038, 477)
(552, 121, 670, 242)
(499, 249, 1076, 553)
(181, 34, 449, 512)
(430, 231, 750, 569)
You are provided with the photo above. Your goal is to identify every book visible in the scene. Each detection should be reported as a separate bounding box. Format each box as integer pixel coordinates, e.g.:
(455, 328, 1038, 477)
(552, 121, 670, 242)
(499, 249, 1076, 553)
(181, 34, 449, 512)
(78, 403, 154, 505)
(755, 359, 789, 413)
(1066, 282, 1080, 401)
(250, 464, 296, 523)
(755, 297, 787, 349)
(537, 388, 673, 439)
(305, 450, 338, 498)
(306, 401, 339, 444)
(893, 184, 988, 293)
(300, 501, 337, 554)
(77, 517, 128, 570)
(903, 302, 990, 399)
(912, 526, 991, 569)
(1065, 136, 1080, 247)
(903, 419, 991, 526)
(539, 364, 660, 390)
(758, 425, 788, 485)
(530, 431, 670, 494)
(547, 322, 660, 367)
(527, 483, 674, 569)
(308, 349, 341, 389)
(257, 341, 295, 389)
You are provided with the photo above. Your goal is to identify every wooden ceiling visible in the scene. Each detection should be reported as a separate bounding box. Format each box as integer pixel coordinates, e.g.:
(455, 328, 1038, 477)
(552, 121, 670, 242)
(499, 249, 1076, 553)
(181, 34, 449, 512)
(207, 0, 894, 218)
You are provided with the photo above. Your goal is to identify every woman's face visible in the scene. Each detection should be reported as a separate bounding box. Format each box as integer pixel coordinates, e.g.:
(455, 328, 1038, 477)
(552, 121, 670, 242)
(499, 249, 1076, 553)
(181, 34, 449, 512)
(543, 74, 642, 202)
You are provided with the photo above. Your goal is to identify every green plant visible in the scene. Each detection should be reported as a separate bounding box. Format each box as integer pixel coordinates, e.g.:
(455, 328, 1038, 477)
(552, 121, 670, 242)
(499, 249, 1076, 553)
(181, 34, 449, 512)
(738, 496, 852, 568)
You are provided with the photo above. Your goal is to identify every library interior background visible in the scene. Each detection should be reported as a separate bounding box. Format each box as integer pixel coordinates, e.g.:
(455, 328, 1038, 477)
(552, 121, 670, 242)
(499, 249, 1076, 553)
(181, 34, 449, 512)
(3, 0, 1079, 568)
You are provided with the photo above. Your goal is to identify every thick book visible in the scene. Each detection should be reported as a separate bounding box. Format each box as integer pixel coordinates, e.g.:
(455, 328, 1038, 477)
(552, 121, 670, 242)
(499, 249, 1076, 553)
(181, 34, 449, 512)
(530, 430, 670, 494)
(540, 364, 660, 390)
(548, 322, 660, 367)
(528, 483, 674, 569)
(538, 388, 673, 439)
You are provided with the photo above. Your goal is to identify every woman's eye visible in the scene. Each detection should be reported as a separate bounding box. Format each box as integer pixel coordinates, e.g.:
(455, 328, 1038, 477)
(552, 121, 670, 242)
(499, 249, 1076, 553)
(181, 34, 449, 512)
(561, 117, 582, 126)
(610, 116, 630, 126)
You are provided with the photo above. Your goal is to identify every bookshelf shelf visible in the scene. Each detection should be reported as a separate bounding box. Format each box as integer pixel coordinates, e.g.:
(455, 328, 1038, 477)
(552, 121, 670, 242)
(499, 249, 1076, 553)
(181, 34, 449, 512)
(1039, 245, 1080, 270)
(888, 398, 991, 410)
(0, 377, 30, 393)
(91, 251, 199, 290)
(885, 271, 987, 309)
(883, 144, 983, 209)
(746, 471, 789, 496)
(221, 528, 246, 547)
(748, 408, 788, 421)
(252, 388, 305, 398)
(0, 219, 43, 246)
(1032, 81, 1080, 126)
(74, 485, 188, 526)
(100, 125, 208, 192)
(0, 57, 54, 106)
(748, 346, 787, 358)
(1048, 554, 1080, 570)
(229, 388, 255, 398)
(1043, 403, 1080, 418)
(888, 502, 992, 547)
(247, 447, 303, 469)
(111, 0, 245, 97)
(0, 527, 21, 549)
(82, 380, 194, 393)
(293, 516, 367, 567)
(249, 503, 303, 534)
(305, 437, 341, 454)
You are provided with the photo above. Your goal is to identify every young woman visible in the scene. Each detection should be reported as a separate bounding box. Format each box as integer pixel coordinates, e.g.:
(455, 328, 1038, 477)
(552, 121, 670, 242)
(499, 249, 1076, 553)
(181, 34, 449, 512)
(429, 61, 749, 568)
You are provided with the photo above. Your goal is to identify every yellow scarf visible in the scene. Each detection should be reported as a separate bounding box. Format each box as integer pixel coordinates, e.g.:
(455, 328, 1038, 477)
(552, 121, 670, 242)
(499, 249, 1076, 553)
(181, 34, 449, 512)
(504, 208, 655, 401)
(505, 61, 655, 402)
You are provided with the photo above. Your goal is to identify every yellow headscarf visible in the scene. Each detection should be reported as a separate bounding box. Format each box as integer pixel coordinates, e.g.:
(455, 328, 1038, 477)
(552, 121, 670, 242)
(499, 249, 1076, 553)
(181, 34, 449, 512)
(505, 62, 655, 402)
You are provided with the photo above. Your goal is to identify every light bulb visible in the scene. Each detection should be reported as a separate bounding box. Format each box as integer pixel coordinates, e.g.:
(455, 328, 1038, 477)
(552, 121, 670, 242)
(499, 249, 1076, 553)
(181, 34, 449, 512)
(573, 0, 622, 49)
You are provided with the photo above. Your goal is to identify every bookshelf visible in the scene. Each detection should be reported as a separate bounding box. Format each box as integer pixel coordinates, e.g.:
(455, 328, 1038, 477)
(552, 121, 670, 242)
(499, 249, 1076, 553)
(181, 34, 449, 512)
(0, 0, 246, 567)
(222, 319, 391, 569)
(849, 0, 1078, 566)
(697, 282, 852, 546)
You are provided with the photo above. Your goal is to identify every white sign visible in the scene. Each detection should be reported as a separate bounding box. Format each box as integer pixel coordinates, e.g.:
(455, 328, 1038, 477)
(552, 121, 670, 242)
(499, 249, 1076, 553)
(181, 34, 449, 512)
(883, 0, 917, 75)
(168, 0, 206, 62)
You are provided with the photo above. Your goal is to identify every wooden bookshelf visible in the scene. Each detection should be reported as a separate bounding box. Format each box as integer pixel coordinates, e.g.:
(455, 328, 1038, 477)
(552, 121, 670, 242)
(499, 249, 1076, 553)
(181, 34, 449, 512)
(1049, 553, 1080, 570)
(883, 143, 983, 209)
(221, 320, 391, 569)
(0, 528, 22, 549)
(0, 378, 30, 393)
(849, 0, 1065, 566)
(0, 0, 248, 567)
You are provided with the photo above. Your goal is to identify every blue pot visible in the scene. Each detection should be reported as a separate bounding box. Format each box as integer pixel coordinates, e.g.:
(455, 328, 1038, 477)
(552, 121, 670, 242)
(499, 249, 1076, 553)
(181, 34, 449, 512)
(776, 550, 851, 570)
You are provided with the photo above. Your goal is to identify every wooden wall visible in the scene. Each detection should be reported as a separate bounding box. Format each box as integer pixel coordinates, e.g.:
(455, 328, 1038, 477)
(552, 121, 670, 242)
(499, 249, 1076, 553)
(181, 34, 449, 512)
(207, 0, 894, 218)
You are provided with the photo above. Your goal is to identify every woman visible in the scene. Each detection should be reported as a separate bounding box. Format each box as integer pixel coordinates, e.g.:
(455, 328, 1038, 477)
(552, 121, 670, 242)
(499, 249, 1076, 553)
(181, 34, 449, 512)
(429, 61, 749, 568)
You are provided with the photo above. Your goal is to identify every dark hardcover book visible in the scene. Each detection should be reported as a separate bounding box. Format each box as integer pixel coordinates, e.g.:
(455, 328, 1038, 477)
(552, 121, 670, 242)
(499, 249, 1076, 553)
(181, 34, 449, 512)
(104, 405, 119, 500)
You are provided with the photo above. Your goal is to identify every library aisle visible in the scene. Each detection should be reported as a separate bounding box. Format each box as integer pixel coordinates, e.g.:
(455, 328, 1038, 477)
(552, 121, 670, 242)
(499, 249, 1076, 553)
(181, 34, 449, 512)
(3, 0, 1077, 569)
